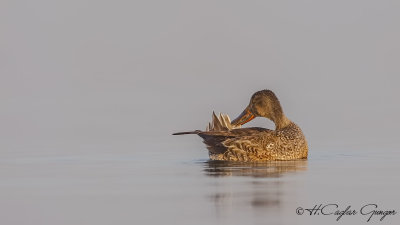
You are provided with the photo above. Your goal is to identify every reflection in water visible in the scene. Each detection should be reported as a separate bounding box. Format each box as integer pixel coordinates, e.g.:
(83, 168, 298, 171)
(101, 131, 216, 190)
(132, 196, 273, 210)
(204, 160, 308, 178)
(203, 160, 308, 223)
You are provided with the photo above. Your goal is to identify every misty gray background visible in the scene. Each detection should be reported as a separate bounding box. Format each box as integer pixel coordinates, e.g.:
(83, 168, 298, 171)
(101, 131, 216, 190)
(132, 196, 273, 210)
(1, 1, 400, 225)
(2, 0, 400, 151)
(2, 0, 400, 152)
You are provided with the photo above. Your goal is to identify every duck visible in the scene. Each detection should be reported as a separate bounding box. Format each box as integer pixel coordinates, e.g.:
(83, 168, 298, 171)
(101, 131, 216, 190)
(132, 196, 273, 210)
(173, 90, 308, 161)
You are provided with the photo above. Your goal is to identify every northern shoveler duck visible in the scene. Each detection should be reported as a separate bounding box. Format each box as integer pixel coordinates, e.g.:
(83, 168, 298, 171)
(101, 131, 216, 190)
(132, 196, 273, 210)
(173, 90, 308, 161)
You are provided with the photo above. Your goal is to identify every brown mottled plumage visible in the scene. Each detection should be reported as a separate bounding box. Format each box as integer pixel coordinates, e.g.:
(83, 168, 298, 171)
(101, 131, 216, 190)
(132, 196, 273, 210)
(173, 90, 308, 161)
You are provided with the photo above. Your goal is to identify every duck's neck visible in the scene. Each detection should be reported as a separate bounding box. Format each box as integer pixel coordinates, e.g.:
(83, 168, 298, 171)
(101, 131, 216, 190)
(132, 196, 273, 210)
(270, 112, 291, 130)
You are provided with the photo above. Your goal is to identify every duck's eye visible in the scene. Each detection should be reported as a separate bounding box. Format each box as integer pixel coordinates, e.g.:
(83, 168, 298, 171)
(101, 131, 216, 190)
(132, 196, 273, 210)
(254, 99, 266, 108)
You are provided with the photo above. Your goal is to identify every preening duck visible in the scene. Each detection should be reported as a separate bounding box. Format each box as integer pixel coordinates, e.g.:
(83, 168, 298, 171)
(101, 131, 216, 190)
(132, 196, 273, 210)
(173, 90, 308, 161)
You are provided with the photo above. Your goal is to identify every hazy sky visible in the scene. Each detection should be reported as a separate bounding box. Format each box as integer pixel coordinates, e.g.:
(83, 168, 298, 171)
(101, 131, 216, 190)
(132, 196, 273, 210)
(1, 0, 400, 154)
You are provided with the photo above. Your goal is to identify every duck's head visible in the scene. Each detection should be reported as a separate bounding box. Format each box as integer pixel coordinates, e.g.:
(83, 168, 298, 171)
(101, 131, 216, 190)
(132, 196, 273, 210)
(231, 90, 290, 129)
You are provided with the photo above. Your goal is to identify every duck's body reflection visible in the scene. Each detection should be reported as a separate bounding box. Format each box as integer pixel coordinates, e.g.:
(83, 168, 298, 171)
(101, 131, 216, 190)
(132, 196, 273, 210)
(203, 160, 307, 223)
(204, 160, 307, 178)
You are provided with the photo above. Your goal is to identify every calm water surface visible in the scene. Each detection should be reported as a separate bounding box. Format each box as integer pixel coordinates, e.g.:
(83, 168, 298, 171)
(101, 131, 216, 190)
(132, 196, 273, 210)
(1, 136, 399, 225)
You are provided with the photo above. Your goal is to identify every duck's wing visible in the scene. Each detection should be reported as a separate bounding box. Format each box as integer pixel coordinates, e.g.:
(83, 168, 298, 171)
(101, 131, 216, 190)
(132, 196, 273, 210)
(172, 112, 238, 136)
(221, 131, 278, 161)
(197, 131, 236, 154)
(172, 112, 275, 156)
(198, 127, 272, 155)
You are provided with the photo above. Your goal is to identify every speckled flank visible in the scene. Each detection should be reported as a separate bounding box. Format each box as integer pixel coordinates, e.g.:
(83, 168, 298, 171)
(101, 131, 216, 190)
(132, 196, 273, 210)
(208, 122, 308, 161)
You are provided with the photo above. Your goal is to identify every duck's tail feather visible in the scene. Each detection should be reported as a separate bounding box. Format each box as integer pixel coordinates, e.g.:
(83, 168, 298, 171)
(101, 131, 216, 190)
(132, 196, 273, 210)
(173, 112, 241, 136)
(206, 111, 241, 131)
(172, 130, 202, 135)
